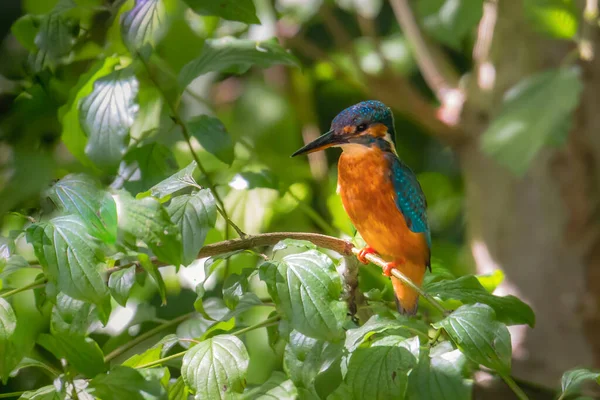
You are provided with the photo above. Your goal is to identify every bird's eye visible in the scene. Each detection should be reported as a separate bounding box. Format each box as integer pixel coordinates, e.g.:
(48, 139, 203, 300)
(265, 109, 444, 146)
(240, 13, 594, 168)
(356, 123, 368, 132)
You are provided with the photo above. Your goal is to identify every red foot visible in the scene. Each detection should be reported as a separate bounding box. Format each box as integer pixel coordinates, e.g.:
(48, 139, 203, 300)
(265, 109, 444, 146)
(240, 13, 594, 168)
(356, 246, 376, 264)
(383, 262, 397, 277)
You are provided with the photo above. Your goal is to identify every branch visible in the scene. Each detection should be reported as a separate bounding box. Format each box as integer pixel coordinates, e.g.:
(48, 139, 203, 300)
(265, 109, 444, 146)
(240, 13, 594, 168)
(389, 0, 465, 127)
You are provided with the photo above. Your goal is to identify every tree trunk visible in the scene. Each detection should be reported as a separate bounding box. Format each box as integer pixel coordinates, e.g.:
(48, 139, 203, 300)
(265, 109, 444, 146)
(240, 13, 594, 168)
(459, 0, 600, 387)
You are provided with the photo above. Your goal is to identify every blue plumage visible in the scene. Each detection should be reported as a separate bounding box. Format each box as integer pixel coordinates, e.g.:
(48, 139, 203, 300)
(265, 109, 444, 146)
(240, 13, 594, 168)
(385, 151, 432, 252)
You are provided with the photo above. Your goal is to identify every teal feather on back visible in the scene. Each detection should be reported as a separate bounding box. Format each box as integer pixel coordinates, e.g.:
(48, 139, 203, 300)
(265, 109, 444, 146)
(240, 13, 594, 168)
(384, 153, 432, 251)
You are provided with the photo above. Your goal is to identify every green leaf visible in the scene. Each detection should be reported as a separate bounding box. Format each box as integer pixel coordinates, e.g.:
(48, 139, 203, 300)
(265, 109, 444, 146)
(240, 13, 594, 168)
(407, 342, 471, 400)
(11, 14, 39, 52)
(416, 0, 484, 49)
(525, 0, 578, 39)
(230, 170, 280, 191)
(481, 67, 583, 176)
(259, 250, 347, 341)
(124, 143, 179, 195)
(35, 12, 76, 61)
(222, 269, 253, 310)
(138, 253, 167, 305)
(122, 334, 178, 367)
(284, 330, 342, 392)
(108, 265, 137, 307)
(167, 189, 216, 266)
(19, 385, 62, 400)
(182, 0, 260, 24)
(59, 57, 121, 167)
(89, 366, 166, 400)
(145, 161, 197, 200)
(432, 304, 512, 375)
(79, 67, 139, 168)
(121, 0, 168, 51)
(38, 333, 106, 378)
(345, 340, 416, 400)
(11, 357, 60, 378)
(560, 368, 600, 399)
(344, 315, 424, 354)
(424, 274, 535, 327)
(186, 115, 235, 165)
(0, 255, 29, 281)
(116, 191, 183, 266)
(181, 335, 249, 399)
(50, 292, 96, 336)
(168, 376, 190, 400)
(243, 371, 297, 399)
(179, 37, 299, 89)
(26, 215, 111, 323)
(0, 298, 22, 384)
(47, 173, 118, 243)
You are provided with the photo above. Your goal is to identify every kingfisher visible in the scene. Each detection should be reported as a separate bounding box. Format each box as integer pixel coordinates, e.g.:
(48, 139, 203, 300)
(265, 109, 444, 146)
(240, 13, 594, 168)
(292, 100, 431, 314)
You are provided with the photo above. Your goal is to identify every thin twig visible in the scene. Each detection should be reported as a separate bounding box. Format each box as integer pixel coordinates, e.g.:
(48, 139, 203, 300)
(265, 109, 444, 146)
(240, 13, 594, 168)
(104, 312, 195, 363)
(135, 314, 281, 369)
(0, 277, 47, 298)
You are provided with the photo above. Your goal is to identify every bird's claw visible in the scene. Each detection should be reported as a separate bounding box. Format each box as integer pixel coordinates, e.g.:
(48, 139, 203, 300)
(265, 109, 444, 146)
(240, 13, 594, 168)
(383, 262, 396, 277)
(356, 246, 376, 264)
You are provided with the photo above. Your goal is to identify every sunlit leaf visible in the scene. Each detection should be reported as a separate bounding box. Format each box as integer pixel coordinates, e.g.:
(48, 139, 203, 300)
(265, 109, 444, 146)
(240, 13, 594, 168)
(145, 161, 197, 200)
(407, 342, 471, 400)
(560, 368, 600, 399)
(525, 0, 578, 39)
(424, 275, 535, 327)
(432, 304, 511, 375)
(0, 299, 22, 384)
(47, 174, 118, 243)
(481, 67, 583, 175)
(181, 335, 249, 399)
(79, 67, 139, 169)
(38, 333, 105, 378)
(179, 37, 299, 89)
(59, 57, 121, 166)
(89, 366, 166, 400)
(19, 385, 61, 400)
(186, 115, 234, 165)
(345, 339, 416, 400)
(26, 215, 111, 323)
(123, 334, 178, 368)
(167, 189, 216, 266)
(124, 143, 179, 195)
(121, 0, 168, 50)
(108, 265, 136, 307)
(182, 0, 260, 24)
(344, 315, 423, 353)
(116, 191, 182, 267)
(259, 250, 347, 341)
(242, 371, 297, 399)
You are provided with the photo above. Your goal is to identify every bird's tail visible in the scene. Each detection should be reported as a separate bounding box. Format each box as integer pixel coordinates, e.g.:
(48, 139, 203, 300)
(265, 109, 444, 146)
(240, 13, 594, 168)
(391, 260, 425, 315)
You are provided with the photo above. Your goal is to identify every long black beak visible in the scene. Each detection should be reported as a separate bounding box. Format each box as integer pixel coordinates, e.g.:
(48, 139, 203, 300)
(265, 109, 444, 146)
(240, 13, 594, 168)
(291, 130, 343, 157)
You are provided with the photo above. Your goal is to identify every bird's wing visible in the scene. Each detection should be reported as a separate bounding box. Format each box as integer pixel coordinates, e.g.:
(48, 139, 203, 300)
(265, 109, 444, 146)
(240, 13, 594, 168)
(386, 153, 431, 250)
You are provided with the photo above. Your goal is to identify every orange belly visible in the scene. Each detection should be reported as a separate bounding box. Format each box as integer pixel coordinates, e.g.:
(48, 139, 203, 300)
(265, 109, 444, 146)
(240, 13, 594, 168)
(337, 146, 428, 266)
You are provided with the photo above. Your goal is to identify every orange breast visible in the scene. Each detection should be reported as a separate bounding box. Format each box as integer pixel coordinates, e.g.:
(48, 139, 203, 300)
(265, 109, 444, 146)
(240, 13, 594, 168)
(337, 146, 428, 265)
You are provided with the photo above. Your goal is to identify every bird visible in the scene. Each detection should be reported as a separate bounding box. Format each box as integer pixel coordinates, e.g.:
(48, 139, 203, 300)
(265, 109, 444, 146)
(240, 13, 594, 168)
(292, 100, 431, 315)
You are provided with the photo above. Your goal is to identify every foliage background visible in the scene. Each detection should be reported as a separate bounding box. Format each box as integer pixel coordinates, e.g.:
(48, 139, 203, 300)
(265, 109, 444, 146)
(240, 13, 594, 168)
(0, 0, 598, 399)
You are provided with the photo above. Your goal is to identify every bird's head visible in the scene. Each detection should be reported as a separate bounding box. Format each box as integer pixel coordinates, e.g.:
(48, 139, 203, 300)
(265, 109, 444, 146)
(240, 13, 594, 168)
(292, 100, 396, 157)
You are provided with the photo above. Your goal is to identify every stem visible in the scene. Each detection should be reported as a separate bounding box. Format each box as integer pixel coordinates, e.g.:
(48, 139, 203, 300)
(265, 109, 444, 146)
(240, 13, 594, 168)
(0, 277, 47, 298)
(136, 314, 281, 369)
(501, 374, 530, 400)
(429, 328, 443, 345)
(104, 312, 194, 363)
(350, 248, 447, 314)
(135, 52, 246, 240)
(0, 392, 27, 399)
